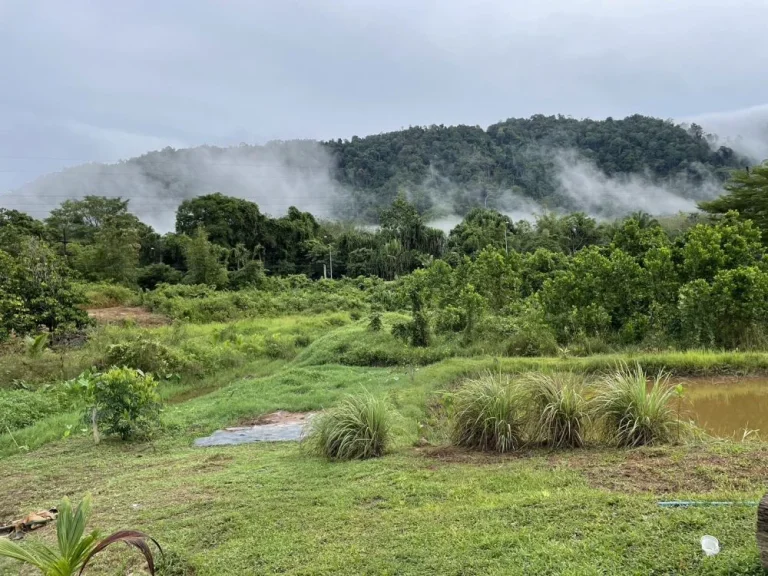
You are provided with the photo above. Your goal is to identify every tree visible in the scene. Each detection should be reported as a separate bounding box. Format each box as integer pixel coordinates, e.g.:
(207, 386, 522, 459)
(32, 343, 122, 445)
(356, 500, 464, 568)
(700, 163, 768, 239)
(0, 238, 90, 340)
(89, 224, 141, 285)
(183, 227, 229, 288)
(45, 196, 140, 251)
(175, 193, 264, 251)
(447, 208, 512, 258)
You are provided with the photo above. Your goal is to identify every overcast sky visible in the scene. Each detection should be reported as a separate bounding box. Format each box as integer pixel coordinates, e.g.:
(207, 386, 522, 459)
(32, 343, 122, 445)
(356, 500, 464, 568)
(2, 0, 768, 191)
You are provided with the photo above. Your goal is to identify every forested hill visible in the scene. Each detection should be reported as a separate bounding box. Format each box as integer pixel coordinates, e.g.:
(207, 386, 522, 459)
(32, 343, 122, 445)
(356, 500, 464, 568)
(2, 114, 746, 225)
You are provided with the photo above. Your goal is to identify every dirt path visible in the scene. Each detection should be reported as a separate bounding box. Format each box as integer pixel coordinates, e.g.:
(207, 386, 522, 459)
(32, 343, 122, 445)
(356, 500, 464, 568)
(87, 306, 169, 327)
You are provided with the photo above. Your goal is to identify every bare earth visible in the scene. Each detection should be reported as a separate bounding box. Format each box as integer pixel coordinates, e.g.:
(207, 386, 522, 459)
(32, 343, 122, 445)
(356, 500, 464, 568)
(87, 306, 169, 327)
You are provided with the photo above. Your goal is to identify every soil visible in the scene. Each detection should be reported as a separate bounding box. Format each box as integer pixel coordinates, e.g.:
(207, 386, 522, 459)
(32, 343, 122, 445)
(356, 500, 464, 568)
(87, 306, 169, 327)
(555, 445, 768, 494)
(237, 411, 316, 427)
(418, 444, 768, 494)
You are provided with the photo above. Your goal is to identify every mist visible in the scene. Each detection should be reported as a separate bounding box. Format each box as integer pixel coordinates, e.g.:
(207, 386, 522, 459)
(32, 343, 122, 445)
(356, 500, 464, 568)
(552, 150, 724, 219)
(688, 104, 768, 164)
(0, 141, 346, 233)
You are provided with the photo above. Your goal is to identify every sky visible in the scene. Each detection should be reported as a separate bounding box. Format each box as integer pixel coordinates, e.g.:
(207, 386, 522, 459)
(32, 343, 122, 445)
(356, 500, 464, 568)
(2, 0, 768, 191)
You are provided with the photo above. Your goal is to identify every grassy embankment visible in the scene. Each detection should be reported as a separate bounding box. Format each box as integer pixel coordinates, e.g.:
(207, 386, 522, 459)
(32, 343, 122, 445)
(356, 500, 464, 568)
(2, 308, 768, 574)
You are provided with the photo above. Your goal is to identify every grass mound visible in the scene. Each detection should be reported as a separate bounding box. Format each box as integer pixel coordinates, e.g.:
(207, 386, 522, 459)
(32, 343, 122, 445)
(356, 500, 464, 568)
(594, 364, 680, 447)
(451, 372, 525, 453)
(522, 372, 590, 448)
(305, 393, 392, 460)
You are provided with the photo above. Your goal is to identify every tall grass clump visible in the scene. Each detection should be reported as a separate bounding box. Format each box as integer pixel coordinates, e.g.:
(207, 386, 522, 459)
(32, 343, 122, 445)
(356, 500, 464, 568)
(305, 393, 392, 460)
(522, 372, 590, 448)
(451, 372, 525, 453)
(594, 364, 679, 447)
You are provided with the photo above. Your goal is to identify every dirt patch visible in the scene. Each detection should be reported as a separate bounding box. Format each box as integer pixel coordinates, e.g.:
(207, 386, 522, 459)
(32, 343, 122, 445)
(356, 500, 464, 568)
(238, 411, 316, 427)
(417, 445, 537, 464)
(417, 444, 768, 494)
(549, 445, 768, 493)
(87, 306, 169, 327)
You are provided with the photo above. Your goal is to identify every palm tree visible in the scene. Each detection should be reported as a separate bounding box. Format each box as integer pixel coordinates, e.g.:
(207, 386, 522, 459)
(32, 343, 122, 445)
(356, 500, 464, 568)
(0, 495, 160, 576)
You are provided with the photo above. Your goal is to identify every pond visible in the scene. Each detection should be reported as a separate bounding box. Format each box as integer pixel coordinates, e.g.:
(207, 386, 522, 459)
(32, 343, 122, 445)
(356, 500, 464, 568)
(680, 377, 768, 438)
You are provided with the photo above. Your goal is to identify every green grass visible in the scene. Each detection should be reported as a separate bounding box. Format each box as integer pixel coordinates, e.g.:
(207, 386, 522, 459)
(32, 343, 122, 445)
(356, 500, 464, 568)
(4, 310, 768, 573)
(1, 438, 767, 575)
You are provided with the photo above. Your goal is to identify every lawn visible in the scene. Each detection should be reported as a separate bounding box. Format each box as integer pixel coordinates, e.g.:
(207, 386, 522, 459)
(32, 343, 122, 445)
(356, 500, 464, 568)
(2, 313, 768, 574)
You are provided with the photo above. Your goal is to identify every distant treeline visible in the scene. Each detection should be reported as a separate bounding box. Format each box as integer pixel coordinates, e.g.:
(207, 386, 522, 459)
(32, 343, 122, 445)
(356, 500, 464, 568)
(2, 163, 767, 351)
(3, 114, 748, 223)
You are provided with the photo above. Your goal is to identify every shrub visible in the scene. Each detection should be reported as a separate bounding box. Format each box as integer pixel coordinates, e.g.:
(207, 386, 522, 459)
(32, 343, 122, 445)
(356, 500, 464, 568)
(506, 325, 558, 357)
(593, 365, 680, 447)
(228, 260, 266, 290)
(368, 312, 383, 332)
(434, 305, 465, 333)
(391, 321, 410, 342)
(104, 338, 185, 377)
(522, 372, 590, 448)
(451, 372, 525, 453)
(305, 393, 392, 460)
(82, 282, 137, 308)
(294, 333, 312, 348)
(137, 263, 183, 290)
(263, 335, 295, 359)
(91, 367, 162, 440)
(350, 310, 362, 321)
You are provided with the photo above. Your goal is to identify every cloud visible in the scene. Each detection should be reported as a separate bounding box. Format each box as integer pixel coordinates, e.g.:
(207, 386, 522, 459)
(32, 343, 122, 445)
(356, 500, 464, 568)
(685, 104, 768, 163)
(0, 142, 345, 233)
(553, 150, 721, 218)
(2, 0, 768, 192)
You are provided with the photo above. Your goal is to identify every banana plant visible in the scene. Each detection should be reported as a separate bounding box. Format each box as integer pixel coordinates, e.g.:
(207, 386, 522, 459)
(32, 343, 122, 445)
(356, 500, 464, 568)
(0, 494, 161, 576)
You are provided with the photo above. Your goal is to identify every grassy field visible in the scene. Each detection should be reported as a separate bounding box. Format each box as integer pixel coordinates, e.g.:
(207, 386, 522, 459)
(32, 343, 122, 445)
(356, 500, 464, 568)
(2, 310, 768, 574)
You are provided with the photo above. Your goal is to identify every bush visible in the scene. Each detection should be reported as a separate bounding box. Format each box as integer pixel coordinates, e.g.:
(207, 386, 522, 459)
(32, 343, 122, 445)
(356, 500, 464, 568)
(506, 326, 558, 357)
(91, 367, 162, 440)
(294, 333, 312, 348)
(1, 240, 90, 339)
(82, 283, 137, 308)
(593, 365, 680, 447)
(434, 305, 465, 333)
(104, 338, 185, 377)
(391, 321, 410, 342)
(522, 372, 590, 448)
(368, 312, 383, 332)
(451, 372, 525, 453)
(137, 264, 183, 291)
(263, 335, 295, 359)
(229, 260, 266, 290)
(304, 393, 392, 460)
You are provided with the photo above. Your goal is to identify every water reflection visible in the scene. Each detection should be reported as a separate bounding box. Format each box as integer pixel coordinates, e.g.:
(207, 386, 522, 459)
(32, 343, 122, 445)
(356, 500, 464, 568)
(679, 377, 768, 438)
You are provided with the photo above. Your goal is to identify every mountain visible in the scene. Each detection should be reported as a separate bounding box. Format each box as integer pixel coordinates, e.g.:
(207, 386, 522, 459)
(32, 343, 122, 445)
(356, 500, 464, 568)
(0, 114, 747, 231)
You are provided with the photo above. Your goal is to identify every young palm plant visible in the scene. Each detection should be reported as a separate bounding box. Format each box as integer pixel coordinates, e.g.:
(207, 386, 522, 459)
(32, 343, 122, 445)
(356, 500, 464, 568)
(305, 392, 392, 460)
(0, 495, 161, 576)
(522, 372, 591, 448)
(451, 372, 525, 453)
(594, 364, 680, 447)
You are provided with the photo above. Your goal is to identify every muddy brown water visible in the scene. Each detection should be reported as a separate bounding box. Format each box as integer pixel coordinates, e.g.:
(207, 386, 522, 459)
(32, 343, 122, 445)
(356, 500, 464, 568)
(679, 377, 768, 438)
